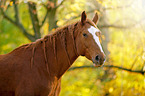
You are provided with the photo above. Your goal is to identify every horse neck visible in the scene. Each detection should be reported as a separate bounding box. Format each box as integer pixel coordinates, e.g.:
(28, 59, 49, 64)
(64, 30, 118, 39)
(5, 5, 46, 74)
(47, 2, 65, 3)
(45, 24, 79, 78)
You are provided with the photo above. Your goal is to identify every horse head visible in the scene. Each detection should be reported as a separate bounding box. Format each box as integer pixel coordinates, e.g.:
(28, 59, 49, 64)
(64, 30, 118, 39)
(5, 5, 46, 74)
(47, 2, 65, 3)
(75, 11, 106, 67)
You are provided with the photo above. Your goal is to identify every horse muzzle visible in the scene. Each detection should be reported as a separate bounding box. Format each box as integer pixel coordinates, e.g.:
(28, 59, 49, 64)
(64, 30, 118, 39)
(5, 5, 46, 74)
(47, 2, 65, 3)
(92, 54, 106, 67)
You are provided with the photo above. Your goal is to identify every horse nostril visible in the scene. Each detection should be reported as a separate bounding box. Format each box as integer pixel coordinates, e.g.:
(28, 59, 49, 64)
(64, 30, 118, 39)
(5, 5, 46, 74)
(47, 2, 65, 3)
(95, 55, 100, 62)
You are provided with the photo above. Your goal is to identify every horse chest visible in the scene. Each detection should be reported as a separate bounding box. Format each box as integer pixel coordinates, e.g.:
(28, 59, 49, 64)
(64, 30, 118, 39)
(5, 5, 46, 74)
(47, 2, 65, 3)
(32, 74, 61, 96)
(47, 77, 61, 96)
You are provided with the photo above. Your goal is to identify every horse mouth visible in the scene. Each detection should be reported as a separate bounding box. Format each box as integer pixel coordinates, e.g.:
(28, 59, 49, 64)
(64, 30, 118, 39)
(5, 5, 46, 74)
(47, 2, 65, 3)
(93, 63, 102, 67)
(93, 61, 105, 67)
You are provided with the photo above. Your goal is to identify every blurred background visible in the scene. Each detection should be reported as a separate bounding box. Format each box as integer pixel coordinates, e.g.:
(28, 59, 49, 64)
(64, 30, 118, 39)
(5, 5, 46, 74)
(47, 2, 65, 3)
(0, 0, 145, 96)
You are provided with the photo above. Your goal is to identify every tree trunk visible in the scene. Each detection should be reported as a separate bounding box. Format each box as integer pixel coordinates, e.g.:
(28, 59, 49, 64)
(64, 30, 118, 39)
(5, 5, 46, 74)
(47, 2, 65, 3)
(28, 2, 41, 39)
(47, 0, 58, 32)
(48, 8, 57, 32)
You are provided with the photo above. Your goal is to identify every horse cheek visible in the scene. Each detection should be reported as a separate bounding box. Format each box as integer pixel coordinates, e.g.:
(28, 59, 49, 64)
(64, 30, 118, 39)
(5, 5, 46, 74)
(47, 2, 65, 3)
(75, 37, 83, 56)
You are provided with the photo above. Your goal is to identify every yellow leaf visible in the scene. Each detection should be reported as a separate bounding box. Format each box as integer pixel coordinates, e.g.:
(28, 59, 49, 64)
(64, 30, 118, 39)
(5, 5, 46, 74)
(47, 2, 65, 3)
(109, 87, 114, 93)
(10, 1, 13, 6)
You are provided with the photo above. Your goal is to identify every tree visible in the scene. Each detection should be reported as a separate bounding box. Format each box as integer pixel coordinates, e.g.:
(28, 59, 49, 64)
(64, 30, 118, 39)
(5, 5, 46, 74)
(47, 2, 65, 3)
(0, 0, 145, 95)
(0, 0, 144, 75)
(0, 0, 66, 41)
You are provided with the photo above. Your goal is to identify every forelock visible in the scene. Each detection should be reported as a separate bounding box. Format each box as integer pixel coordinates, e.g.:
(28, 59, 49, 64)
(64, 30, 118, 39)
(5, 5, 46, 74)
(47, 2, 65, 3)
(86, 19, 97, 28)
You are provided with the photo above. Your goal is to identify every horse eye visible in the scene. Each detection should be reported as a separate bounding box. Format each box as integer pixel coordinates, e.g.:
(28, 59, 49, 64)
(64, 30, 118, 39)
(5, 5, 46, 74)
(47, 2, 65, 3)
(83, 33, 87, 37)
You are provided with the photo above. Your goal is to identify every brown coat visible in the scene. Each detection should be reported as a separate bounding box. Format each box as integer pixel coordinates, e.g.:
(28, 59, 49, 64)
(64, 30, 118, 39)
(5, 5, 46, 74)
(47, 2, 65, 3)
(0, 11, 105, 96)
(0, 22, 79, 95)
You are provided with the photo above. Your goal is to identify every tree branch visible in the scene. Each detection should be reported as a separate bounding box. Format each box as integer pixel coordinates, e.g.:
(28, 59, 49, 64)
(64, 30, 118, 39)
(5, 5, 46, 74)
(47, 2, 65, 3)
(56, 0, 66, 8)
(99, 17, 145, 29)
(65, 3, 132, 22)
(12, 0, 36, 41)
(40, 1, 57, 28)
(99, 24, 133, 29)
(28, 2, 41, 39)
(0, 1, 15, 25)
(65, 10, 144, 29)
(0, 0, 36, 41)
(64, 9, 98, 24)
(17, 24, 36, 41)
(130, 50, 144, 69)
(40, 9, 48, 27)
(68, 65, 145, 75)
(13, 0, 20, 23)
(0, 8, 16, 25)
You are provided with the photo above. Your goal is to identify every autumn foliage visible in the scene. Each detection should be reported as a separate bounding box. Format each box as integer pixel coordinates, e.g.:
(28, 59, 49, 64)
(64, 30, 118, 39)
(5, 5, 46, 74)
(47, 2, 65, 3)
(0, 0, 145, 96)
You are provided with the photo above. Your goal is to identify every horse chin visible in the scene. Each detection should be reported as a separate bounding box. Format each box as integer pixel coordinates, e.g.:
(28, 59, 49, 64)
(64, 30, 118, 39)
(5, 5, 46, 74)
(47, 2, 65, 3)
(93, 63, 102, 67)
(93, 62, 105, 67)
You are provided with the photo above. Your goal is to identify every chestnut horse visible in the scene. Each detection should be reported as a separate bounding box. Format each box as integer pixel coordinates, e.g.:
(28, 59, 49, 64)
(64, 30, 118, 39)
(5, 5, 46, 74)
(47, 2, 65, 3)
(0, 11, 105, 96)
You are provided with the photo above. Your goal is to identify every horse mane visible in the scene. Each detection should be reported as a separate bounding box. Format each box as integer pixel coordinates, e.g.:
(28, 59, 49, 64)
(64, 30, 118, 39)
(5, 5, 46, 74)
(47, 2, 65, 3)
(11, 21, 80, 75)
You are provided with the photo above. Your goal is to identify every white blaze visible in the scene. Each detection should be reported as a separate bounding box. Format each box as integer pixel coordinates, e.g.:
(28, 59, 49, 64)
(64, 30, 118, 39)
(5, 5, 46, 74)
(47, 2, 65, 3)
(88, 26, 104, 53)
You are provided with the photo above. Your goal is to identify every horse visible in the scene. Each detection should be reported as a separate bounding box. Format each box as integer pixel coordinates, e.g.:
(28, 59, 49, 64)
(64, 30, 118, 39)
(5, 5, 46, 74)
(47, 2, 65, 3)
(0, 11, 106, 96)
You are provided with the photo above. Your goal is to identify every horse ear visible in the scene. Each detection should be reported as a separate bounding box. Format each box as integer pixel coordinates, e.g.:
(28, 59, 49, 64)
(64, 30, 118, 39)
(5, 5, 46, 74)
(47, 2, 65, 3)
(81, 11, 87, 25)
(92, 12, 99, 24)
